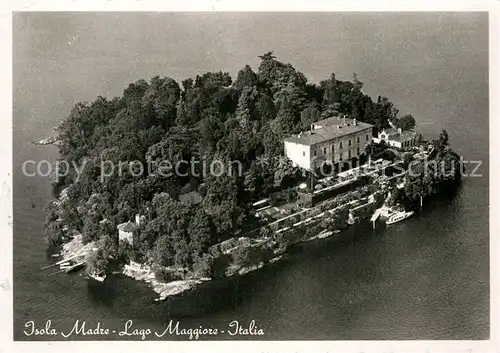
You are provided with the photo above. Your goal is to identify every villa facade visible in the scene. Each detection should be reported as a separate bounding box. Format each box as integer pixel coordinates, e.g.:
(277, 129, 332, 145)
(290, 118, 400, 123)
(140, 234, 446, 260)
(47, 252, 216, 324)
(283, 116, 374, 171)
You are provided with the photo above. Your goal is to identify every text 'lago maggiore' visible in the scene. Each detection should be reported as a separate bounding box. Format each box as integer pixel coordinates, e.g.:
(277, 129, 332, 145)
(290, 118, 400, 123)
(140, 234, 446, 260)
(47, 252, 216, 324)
(24, 320, 265, 339)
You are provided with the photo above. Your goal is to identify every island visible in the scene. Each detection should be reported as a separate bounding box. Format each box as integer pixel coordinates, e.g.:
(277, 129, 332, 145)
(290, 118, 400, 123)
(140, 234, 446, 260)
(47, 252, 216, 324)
(41, 52, 462, 300)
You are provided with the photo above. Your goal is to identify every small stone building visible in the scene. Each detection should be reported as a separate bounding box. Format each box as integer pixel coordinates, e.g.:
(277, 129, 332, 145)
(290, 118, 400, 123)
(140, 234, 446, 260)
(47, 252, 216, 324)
(117, 221, 136, 245)
(373, 128, 417, 149)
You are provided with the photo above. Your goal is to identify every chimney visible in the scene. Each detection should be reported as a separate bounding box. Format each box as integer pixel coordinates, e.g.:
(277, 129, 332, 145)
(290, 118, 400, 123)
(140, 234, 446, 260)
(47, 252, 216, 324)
(353, 118, 357, 126)
(310, 124, 314, 131)
(298, 132, 302, 138)
(398, 127, 402, 134)
(343, 115, 346, 125)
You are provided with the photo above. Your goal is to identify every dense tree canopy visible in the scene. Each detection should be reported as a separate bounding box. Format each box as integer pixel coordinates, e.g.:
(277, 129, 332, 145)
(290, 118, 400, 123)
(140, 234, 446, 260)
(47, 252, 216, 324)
(48, 52, 410, 272)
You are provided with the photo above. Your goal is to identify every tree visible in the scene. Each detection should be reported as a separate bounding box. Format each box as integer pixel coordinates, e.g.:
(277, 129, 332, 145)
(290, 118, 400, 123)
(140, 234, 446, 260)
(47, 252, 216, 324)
(352, 72, 363, 91)
(402, 152, 414, 168)
(235, 86, 259, 128)
(257, 52, 278, 86)
(192, 254, 214, 278)
(86, 247, 110, 276)
(244, 160, 275, 198)
(439, 129, 449, 146)
(300, 102, 321, 130)
(320, 73, 338, 107)
(255, 94, 275, 122)
(188, 208, 213, 258)
(259, 226, 271, 238)
(117, 240, 135, 263)
(397, 114, 416, 131)
(233, 65, 259, 93)
(231, 246, 253, 268)
(262, 123, 284, 156)
(203, 175, 244, 240)
(45, 220, 66, 248)
(173, 234, 190, 268)
(81, 214, 100, 243)
(271, 105, 296, 136)
(153, 234, 175, 267)
(200, 109, 225, 152)
(274, 157, 300, 189)
(141, 76, 181, 130)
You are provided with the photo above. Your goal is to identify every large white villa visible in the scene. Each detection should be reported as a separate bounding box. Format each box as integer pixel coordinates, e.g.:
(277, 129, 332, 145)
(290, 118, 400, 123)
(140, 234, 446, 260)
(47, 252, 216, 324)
(283, 116, 374, 171)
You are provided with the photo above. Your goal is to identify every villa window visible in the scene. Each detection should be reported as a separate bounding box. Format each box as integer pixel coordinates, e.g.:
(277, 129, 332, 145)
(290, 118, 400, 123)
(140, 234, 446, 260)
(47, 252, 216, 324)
(302, 151, 305, 157)
(366, 134, 369, 141)
(348, 139, 351, 147)
(332, 143, 335, 152)
(323, 147, 326, 154)
(357, 147, 360, 155)
(348, 151, 351, 158)
(340, 142, 343, 149)
(314, 150, 317, 157)
(357, 136, 360, 143)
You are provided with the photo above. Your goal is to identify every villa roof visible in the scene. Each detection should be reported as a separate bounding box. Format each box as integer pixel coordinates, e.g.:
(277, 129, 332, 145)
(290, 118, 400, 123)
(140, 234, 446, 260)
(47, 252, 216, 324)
(382, 128, 400, 137)
(381, 128, 416, 142)
(117, 221, 136, 233)
(284, 117, 373, 146)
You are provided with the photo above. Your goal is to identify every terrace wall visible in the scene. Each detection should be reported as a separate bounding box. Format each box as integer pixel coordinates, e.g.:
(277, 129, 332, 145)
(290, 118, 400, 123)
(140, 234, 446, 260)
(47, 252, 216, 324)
(298, 176, 370, 207)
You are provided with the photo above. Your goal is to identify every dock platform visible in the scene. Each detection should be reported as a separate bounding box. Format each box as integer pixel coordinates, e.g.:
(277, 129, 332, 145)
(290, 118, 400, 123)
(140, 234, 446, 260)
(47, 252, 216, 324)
(370, 209, 382, 222)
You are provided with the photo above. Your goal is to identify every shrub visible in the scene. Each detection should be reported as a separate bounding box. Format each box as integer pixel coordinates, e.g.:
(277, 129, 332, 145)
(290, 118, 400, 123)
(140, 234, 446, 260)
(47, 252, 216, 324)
(284, 188, 298, 202)
(116, 240, 135, 264)
(231, 246, 252, 268)
(260, 226, 271, 238)
(45, 222, 66, 248)
(192, 254, 214, 278)
(153, 266, 182, 282)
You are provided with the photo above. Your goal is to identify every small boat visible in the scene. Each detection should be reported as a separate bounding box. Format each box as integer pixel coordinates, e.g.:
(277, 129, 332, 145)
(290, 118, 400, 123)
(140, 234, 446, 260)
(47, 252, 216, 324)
(317, 231, 333, 239)
(386, 211, 414, 225)
(269, 255, 283, 264)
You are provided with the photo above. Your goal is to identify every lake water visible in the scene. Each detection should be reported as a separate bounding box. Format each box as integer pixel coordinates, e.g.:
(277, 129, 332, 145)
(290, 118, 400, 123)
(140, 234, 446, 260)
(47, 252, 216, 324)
(13, 12, 489, 340)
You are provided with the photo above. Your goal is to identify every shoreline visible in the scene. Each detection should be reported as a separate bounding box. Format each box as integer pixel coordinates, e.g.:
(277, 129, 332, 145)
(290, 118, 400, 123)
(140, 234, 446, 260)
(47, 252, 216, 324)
(45, 169, 459, 301)
(43, 170, 394, 300)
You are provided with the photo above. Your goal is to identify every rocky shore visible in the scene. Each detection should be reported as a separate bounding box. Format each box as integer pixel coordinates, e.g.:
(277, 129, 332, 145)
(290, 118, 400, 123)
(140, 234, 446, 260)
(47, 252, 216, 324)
(122, 261, 208, 301)
(31, 136, 62, 146)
